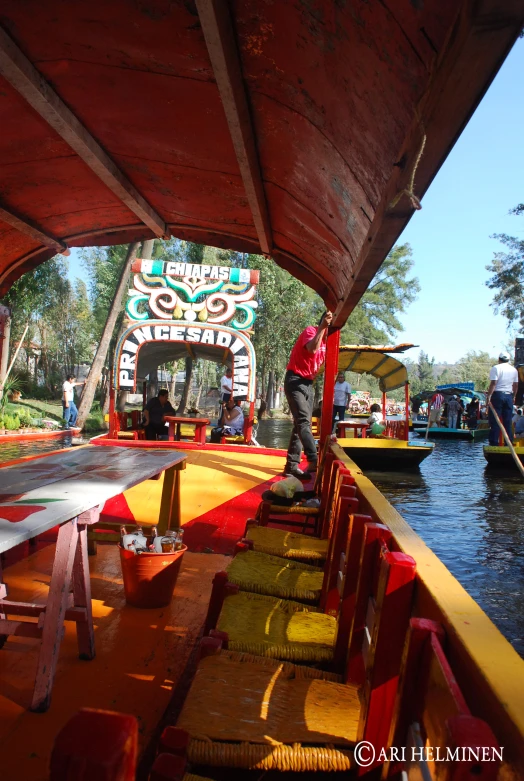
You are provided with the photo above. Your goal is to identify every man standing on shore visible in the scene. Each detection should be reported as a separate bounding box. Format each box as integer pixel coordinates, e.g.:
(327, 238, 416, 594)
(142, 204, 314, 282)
(284, 311, 332, 479)
(62, 374, 83, 429)
(487, 352, 518, 446)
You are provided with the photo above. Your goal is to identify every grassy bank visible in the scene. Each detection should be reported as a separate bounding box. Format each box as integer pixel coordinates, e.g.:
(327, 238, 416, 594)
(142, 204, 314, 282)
(14, 399, 105, 433)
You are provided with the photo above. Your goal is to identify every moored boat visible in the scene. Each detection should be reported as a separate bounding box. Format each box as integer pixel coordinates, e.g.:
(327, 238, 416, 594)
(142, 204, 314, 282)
(332, 345, 434, 469)
(483, 444, 524, 469)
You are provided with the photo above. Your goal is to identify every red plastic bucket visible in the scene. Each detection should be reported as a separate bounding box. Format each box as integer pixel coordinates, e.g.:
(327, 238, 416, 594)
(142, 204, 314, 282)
(119, 545, 186, 608)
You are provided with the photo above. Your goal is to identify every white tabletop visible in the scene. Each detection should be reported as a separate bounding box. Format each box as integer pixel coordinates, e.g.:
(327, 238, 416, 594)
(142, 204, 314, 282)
(0, 446, 186, 553)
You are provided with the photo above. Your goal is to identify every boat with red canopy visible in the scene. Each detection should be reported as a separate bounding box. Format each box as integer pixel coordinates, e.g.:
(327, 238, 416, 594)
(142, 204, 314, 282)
(0, 2, 523, 779)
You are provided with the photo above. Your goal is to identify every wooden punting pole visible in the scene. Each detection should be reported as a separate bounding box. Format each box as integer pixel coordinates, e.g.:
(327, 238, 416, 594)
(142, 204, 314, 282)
(404, 381, 410, 440)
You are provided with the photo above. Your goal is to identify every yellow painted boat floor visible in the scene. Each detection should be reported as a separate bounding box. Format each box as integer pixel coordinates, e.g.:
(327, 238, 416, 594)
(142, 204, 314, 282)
(0, 543, 229, 781)
(113, 447, 285, 553)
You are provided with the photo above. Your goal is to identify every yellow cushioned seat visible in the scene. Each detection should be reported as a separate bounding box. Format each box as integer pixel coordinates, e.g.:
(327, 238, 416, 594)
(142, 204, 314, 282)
(216, 590, 336, 662)
(177, 651, 357, 772)
(245, 525, 329, 562)
(226, 549, 324, 602)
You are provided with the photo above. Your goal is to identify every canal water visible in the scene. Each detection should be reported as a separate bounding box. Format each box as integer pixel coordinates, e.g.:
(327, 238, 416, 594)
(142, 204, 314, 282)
(1, 422, 522, 656)
(257, 419, 524, 657)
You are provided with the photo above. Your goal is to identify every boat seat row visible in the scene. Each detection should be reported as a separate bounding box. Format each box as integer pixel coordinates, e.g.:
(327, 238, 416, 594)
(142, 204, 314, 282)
(49, 450, 502, 780)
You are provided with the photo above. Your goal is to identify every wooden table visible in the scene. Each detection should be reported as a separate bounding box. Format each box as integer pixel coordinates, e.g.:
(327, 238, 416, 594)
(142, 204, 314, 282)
(165, 416, 209, 445)
(337, 421, 369, 438)
(0, 446, 186, 712)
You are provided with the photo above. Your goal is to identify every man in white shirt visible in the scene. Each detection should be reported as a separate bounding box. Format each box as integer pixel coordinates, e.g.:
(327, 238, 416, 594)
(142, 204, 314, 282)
(62, 374, 82, 429)
(487, 352, 519, 446)
(220, 368, 233, 403)
(332, 371, 352, 431)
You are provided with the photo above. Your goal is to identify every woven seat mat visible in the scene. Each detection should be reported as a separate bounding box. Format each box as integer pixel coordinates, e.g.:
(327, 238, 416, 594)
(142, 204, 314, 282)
(246, 527, 328, 561)
(188, 739, 353, 771)
(217, 591, 336, 661)
(178, 652, 359, 746)
(226, 550, 324, 602)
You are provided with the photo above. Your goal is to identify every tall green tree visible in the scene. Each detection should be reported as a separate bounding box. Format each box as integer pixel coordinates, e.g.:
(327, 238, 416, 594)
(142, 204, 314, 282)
(486, 205, 524, 328)
(341, 244, 420, 344)
(408, 351, 435, 394)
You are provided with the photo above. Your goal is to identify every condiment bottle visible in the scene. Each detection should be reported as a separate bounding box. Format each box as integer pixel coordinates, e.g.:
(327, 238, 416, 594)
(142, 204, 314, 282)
(174, 529, 185, 551)
(121, 525, 148, 554)
(160, 529, 176, 553)
(147, 526, 158, 551)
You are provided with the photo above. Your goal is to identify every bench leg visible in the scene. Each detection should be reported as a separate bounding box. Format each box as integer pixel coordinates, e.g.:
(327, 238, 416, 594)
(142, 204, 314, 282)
(72, 524, 95, 661)
(158, 465, 182, 533)
(31, 518, 78, 712)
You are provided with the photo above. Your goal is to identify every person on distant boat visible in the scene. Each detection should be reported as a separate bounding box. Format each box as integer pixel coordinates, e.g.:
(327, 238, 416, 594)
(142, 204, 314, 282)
(513, 408, 524, 439)
(332, 371, 352, 432)
(143, 388, 176, 440)
(466, 397, 480, 429)
(218, 367, 233, 425)
(62, 374, 84, 430)
(410, 397, 422, 420)
(220, 367, 233, 403)
(456, 396, 465, 429)
(283, 310, 332, 479)
(487, 352, 519, 446)
(447, 395, 462, 429)
(365, 403, 385, 436)
(210, 397, 244, 443)
(429, 391, 444, 427)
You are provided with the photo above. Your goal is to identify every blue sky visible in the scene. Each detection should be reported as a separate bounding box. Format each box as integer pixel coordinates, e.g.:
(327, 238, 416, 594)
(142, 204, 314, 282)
(397, 38, 523, 364)
(68, 39, 523, 365)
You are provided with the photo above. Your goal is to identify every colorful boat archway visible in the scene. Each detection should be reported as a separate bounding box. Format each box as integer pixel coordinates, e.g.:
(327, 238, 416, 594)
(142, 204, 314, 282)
(109, 259, 259, 440)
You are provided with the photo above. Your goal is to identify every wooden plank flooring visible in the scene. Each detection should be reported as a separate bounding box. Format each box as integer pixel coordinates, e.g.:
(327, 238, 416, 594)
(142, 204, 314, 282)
(0, 544, 228, 781)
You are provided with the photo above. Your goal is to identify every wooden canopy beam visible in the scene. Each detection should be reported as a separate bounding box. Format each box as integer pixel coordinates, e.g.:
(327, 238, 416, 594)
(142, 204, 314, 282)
(0, 203, 69, 255)
(0, 25, 168, 239)
(195, 0, 273, 256)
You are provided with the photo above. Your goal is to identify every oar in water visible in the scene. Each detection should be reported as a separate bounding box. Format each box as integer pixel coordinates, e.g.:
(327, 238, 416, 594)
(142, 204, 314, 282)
(488, 402, 524, 480)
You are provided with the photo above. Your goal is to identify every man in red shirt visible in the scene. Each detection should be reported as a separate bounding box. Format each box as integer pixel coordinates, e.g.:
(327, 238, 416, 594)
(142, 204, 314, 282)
(284, 311, 332, 479)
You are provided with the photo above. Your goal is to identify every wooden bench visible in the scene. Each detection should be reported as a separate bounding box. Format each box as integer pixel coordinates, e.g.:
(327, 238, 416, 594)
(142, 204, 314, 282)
(114, 410, 146, 440)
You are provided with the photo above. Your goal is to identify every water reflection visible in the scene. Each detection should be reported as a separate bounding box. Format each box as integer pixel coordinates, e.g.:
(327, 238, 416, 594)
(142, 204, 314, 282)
(0, 435, 86, 463)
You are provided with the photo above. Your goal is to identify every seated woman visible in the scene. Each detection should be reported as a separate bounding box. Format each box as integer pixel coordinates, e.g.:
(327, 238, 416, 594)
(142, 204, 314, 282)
(365, 403, 385, 437)
(210, 397, 244, 442)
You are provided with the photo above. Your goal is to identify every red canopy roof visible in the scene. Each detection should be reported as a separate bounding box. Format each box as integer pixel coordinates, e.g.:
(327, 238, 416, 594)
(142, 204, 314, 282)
(0, 1, 522, 323)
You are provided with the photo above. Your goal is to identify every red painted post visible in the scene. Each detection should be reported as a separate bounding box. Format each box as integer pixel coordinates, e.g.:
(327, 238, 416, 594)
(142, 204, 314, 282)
(108, 384, 116, 438)
(404, 382, 410, 440)
(382, 390, 387, 422)
(245, 400, 255, 443)
(320, 328, 340, 445)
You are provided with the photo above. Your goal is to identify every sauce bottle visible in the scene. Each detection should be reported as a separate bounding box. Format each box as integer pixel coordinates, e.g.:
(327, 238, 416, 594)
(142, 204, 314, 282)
(160, 529, 176, 553)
